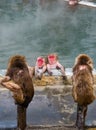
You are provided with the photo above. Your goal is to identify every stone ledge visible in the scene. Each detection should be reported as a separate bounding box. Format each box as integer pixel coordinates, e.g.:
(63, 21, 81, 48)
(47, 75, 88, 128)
(33, 74, 96, 87)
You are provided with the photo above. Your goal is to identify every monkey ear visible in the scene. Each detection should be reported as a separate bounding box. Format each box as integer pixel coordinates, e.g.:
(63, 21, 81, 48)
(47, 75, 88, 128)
(87, 60, 93, 69)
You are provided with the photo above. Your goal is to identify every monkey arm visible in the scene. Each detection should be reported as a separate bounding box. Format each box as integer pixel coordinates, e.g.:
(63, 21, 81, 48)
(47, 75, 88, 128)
(0, 76, 20, 91)
(0, 76, 25, 104)
(1, 81, 20, 92)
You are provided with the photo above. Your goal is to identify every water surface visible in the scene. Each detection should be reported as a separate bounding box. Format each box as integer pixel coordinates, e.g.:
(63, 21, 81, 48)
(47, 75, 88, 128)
(0, 0, 96, 70)
(0, 1, 96, 128)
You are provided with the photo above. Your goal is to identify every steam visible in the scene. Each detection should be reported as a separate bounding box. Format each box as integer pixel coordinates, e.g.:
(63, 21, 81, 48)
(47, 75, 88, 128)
(0, 0, 96, 68)
(0, 0, 66, 67)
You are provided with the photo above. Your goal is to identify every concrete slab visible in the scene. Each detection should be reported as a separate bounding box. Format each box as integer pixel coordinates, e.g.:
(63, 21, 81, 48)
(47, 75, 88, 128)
(0, 85, 96, 130)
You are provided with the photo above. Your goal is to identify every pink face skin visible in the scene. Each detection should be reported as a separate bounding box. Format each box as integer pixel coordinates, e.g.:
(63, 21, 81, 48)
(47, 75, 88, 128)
(48, 55, 56, 65)
(37, 58, 44, 68)
(79, 65, 86, 70)
(69, 0, 78, 6)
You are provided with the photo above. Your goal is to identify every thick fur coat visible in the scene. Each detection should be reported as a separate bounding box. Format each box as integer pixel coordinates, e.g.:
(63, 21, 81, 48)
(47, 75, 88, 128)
(72, 54, 95, 106)
(6, 55, 34, 108)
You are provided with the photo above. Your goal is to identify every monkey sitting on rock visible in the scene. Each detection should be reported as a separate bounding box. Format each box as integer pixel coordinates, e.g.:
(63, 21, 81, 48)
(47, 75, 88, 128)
(0, 55, 34, 107)
(72, 54, 95, 130)
(0, 55, 34, 130)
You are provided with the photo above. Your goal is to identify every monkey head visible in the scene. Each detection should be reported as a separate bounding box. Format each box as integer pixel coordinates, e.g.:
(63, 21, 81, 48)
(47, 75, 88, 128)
(75, 54, 93, 68)
(47, 53, 58, 65)
(7, 55, 27, 69)
(6, 55, 29, 78)
(73, 54, 93, 72)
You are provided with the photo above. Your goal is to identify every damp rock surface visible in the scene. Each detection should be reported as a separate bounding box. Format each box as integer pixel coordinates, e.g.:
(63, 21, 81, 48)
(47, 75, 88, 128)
(0, 84, 96, 130)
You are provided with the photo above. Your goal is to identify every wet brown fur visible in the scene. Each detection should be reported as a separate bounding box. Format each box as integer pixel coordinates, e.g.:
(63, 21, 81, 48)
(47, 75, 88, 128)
(72, 54, 95, 106)
(6, 55, 34, 108)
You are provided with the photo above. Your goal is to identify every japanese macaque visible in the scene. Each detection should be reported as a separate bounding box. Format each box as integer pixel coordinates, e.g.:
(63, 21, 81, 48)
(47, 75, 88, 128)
(1, 55, 34, 107)
(69, 0, 78, 6)
(72, 54, 95, 130)
(0, 55, 34, 130)
(35, 56, 47, 80)
(47, 53, 67, 80)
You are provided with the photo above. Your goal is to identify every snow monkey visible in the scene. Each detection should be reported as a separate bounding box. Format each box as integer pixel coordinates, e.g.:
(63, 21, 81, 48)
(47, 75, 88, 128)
(0, 55, 34, 130)
(72, 54, 95, 130)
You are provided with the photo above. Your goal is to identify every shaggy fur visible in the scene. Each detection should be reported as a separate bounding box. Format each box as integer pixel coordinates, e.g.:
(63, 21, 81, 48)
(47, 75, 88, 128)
(72, 54, 95, 106)
(6, 55, 34, 108)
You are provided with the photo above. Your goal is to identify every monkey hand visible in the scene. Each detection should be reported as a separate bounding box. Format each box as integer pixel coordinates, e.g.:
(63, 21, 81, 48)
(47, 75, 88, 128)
(0, 76, 10, 84)
(49, 71, 53, 76)
(38, 73, 43, 80)
(56, 65, 60, 70)
(62, 75, 67, 80)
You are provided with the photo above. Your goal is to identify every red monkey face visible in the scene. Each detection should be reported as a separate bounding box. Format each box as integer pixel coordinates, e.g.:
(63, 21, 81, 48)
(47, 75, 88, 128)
(48, 55, 56, 65)
(36, 57, 45, 68)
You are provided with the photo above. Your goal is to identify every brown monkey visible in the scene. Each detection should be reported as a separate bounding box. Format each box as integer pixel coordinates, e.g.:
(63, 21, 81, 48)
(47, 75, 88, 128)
(72, 54, 95, 130)
(0, 55, 34, 130)
(1, 55, 34, 107)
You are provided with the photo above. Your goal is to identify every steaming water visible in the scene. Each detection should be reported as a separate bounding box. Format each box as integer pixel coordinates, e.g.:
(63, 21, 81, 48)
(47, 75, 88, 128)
(0, 0, 96, 128)
(0, 0, 96, 73)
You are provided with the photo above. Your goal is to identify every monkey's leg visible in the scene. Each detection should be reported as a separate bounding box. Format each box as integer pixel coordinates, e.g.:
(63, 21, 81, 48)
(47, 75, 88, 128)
(76, 104, 81, 128)
(76, 104, 85, 130)
(82, 105, 87, 128)
(17, 105, 26, 130)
